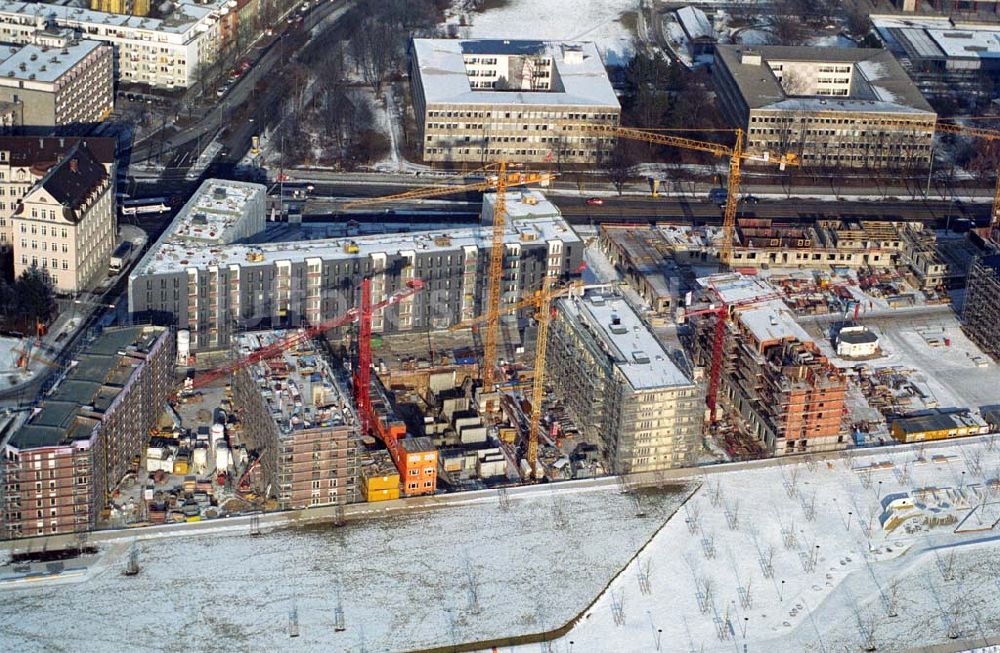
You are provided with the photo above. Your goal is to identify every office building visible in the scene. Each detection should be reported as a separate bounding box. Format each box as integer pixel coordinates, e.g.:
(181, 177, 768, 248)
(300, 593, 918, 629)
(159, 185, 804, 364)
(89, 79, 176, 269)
(232, 331, 359, 509)
(0, 34, 113, 131)
(0, 326, 173, 539)
(410, 38, 620, 165)
(129, 186, 583, 352)
(547, 287, 704, 474)
(875, 15, 1000, 107)
(714, 45, 936, 169)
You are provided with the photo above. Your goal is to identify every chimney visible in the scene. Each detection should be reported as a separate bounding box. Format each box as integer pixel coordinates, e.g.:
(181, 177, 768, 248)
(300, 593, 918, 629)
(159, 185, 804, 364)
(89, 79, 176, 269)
(69, 158, 78, 173)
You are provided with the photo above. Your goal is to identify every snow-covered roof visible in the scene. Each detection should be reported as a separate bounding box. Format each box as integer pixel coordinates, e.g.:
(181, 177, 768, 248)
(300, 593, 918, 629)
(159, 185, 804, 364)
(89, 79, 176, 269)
(0, 0, 220, 36)
(676, 6, 714, 41)
(557, 290, 692, 391)
(873, 15, 1000, 61)
(738, 304, 813, 345)
(715, 45, 934, 114)
(412, 38, 619, 108)
(0, 39, 104, 85)
(134, 201, 579, 276)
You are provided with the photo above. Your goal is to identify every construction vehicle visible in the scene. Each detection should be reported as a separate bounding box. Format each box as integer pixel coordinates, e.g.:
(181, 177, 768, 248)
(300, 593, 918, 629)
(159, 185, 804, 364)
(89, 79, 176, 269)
(681, 284, 782, 424)
(343, 163, 554, 394)
(561, 124, 798, 266)
(449, 280, 583, 478)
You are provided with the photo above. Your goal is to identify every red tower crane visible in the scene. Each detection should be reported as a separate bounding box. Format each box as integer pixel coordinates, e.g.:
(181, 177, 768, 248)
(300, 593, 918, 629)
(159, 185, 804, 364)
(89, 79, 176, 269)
(354, 277, 373, 435)
(683, 289, 781, 423)
(185, 278, 424, 393)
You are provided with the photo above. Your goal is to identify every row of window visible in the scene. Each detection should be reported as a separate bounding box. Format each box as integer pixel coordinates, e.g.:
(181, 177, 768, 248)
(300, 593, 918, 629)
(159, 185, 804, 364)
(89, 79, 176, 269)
(20, 255, 69, 270)
(426, 110, 616, 121)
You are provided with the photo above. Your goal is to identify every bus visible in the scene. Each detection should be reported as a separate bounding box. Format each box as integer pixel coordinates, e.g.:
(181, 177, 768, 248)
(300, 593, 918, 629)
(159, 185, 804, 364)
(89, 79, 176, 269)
(109, 241, 133, 274)
(120, 197, 171, 217)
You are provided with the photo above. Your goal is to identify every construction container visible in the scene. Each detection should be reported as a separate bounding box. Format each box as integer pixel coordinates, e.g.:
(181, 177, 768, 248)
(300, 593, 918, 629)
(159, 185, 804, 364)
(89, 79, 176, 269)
(192, 447, 209, 475)
(173, 459, 190, 475)
(215, 443, 231, 471)
(210, 423, 225, 448)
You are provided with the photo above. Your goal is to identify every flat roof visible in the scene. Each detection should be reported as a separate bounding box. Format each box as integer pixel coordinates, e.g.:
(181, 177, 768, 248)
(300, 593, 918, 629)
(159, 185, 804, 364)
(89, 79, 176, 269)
(412, 38, 619, 107)
(838, 327, 879, 345)
(166, 178, 264, 245)
(0, 0, 220, 36)
(237, 332, 357, 438)
(7, 326, 167, 450)
(134, 196, 579, 276)
(738, 304, 813, 345)
(893, 410, 983, 434)
(874, 14, 1000, 60)
(557, 289, 692, 391)
(715, 44, 934, 114)
(0, 39, 104, 84)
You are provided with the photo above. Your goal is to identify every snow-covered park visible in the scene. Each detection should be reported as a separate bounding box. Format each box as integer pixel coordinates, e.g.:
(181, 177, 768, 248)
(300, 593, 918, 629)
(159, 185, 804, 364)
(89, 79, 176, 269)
(507, 439, 1000, 653)
(0, 483, 693, 652)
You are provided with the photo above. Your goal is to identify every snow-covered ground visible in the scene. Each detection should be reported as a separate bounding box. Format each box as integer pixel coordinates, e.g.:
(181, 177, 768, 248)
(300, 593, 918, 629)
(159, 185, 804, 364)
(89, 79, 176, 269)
(451, 0, 638, 67)
(504, 439, 1000, 653)
(0, 483, 693, 652)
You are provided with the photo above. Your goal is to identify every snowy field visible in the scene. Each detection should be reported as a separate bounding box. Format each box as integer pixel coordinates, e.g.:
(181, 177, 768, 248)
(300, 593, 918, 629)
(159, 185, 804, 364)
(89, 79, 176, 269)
(451, 0, 638, 66)
(504, 439, 1000, 653)
(0, 483, 693, 652)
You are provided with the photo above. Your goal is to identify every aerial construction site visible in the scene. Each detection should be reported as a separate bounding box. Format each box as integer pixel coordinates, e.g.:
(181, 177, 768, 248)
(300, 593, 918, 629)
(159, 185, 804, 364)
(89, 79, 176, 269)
(13, 12, 1000, 649)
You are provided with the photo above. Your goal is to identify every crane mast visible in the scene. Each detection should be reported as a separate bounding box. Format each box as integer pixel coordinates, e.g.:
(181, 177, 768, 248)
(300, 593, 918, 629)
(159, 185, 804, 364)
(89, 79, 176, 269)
(482, 161, 507, 391)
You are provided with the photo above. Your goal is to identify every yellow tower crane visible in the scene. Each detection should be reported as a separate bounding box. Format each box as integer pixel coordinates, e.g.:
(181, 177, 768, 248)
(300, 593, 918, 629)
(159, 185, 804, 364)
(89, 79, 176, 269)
(561, 123, 798, 266)
(342, 163, 553, 390)
(449, 280, 582, 478)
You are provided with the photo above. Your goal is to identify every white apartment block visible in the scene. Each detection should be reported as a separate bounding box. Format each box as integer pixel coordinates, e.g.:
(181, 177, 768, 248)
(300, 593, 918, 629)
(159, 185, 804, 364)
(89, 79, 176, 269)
(0, 0, 227, 89)
(410, 39, 620, 165)
(0, 32, 113, 129)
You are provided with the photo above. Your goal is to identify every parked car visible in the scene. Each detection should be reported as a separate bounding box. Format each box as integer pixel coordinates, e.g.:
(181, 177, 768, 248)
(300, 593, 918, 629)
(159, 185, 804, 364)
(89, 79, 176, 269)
(586, 197, 604, 206)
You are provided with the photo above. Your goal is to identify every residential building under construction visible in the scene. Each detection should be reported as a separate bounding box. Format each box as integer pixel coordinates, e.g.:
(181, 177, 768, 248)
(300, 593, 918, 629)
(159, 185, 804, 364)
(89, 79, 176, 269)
(0, 325, 173, 539)
(130, 186, 582, 353)
(691, 275, 848, 456)
(547, 287, 703, 474)
(962, 254, 1000, 361)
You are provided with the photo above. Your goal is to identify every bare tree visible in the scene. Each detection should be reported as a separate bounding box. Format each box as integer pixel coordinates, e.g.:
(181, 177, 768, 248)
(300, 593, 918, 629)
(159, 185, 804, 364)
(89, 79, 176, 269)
(605, 140, 637, 196)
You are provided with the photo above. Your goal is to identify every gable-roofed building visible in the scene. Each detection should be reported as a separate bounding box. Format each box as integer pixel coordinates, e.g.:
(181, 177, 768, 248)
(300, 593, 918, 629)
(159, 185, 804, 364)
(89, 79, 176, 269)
(713, 45, 936, 170)
(8, 138, 116, 292)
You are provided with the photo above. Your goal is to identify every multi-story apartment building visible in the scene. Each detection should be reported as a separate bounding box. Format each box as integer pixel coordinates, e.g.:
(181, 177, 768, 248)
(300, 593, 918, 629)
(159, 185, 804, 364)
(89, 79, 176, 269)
(129, 185, 583, 352)
(410, 39, 620, 165)
(232, 332, 359, 509)
(714, 45, 936, 169)
(11, 140, 116, 292)
(691, 274, 848, 456)
(963, 254, 1000, 360)
(0, 0, 228, 89)
(0, 34, 113, 131)
(0, 325, 173, 539)
(0, 136, 115, 249)
(547, 287, 704, 474)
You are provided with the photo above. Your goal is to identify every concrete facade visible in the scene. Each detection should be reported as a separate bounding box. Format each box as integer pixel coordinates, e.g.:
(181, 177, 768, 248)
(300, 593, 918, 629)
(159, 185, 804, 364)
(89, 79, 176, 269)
(714, 45, 936, 170)
(0, 0, 229, 89)
(0, 35, 113, 131)
(547, 288, 703, 474)
(0, 326, 173, 540)
(129, 188, 583, 352)
(410, 39, 620, 165)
